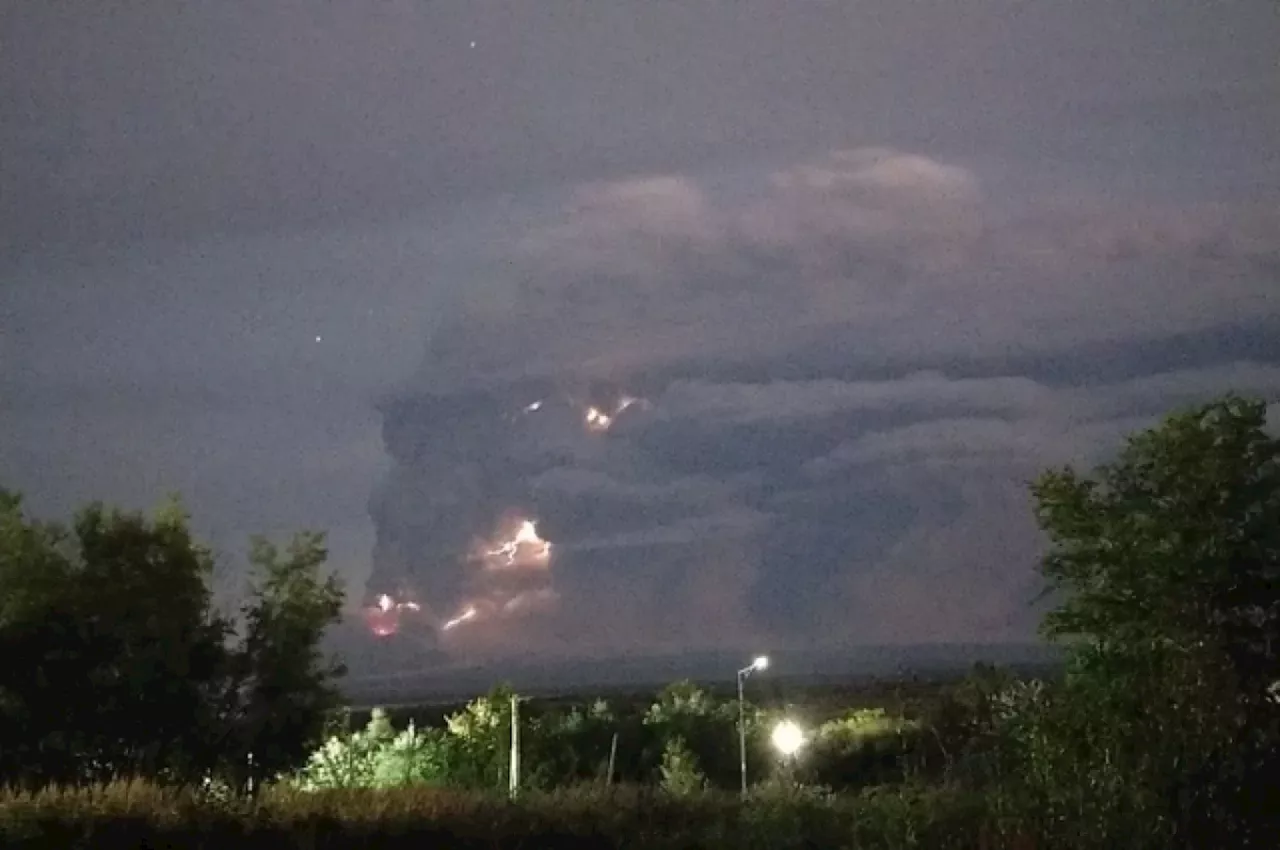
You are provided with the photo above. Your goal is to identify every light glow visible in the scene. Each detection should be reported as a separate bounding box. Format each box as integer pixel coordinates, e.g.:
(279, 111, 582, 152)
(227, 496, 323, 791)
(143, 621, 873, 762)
(771, 720, 806, 757)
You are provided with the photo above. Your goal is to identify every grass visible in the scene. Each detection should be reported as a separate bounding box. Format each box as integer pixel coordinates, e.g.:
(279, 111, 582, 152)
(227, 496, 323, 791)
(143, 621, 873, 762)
(0, 780, 1002, 850)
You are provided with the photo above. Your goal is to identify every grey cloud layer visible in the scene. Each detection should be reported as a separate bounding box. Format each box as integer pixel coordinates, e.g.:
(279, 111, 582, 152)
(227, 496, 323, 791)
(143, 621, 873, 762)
(6, 1, 1276, 262)
(420, 149, 1278, 387)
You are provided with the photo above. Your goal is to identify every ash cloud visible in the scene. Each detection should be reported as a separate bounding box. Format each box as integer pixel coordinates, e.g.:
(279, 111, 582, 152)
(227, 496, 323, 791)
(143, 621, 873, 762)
(3, 2, 1276, 675)
(368, 147, 1280, 658)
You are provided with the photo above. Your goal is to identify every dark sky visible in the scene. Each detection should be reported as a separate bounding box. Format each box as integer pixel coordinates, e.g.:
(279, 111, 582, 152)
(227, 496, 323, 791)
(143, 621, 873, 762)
(3, 1, 1279, 662)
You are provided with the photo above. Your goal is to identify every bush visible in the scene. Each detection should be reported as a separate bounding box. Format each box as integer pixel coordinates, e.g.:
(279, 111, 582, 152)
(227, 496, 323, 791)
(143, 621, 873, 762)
(806, 709, 920, 790)
(658, 736, 706, 796)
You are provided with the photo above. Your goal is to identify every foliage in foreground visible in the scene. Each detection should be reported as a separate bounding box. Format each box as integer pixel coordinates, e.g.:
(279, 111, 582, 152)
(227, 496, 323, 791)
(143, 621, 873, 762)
(0, 780, 995, 850)
(1016, 394, 1280, 848)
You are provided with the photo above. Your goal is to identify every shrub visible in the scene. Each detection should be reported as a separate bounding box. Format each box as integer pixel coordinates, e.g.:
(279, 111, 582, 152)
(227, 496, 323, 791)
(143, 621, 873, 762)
(658, 736, 706, 796)
(293, 708, 394, 790)
(806, 708, 920, 790)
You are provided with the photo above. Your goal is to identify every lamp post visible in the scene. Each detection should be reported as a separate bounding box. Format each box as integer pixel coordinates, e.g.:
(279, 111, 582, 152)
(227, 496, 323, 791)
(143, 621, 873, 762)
(509, 694, 520, 798)
(737, 655, 769, 797)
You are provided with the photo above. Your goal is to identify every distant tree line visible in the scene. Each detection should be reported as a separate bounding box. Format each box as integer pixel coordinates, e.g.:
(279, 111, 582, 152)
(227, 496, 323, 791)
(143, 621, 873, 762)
(292, 683, 921, 796)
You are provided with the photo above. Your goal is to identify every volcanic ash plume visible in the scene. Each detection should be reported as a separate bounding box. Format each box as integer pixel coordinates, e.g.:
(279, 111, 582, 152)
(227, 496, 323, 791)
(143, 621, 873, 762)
(363, 388, 531, 646)
(365, 383, 647, 656)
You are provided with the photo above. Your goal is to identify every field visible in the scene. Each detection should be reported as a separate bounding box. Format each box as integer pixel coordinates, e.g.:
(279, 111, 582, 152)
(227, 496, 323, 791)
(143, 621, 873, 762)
(0, 779, 994, 850)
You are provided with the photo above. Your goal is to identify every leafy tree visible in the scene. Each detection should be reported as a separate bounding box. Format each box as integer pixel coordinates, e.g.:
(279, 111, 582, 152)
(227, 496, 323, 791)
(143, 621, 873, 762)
(984, 675, 1156, 847)
(1029, 395, 1280, 846)
(441, 685, 516, 791)
(914, 663, 1019, 784)
(216, 532, 345, 792)
(643, 680, 763, 790)
(373, 721, 453, 788)
(527, 699, 619, 787)
(0, 495, 228, 787)
(0, 491, 346, 791)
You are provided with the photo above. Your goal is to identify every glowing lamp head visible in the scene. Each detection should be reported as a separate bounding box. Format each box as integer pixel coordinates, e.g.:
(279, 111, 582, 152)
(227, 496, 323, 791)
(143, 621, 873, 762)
(771, 720, 805, 757)
(752, 655, 770, 671)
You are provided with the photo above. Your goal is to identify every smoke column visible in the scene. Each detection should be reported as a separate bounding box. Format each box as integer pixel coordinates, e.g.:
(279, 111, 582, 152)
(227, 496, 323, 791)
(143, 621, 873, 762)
(365, 316, 649, 657)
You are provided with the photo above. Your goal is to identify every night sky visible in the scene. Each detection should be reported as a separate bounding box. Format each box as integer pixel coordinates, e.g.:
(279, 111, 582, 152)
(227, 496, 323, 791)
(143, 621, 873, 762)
(3, 1, 1279, 664)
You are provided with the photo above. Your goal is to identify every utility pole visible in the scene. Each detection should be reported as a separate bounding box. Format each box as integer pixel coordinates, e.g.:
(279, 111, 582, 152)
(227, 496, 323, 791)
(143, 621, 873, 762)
(738, 674, 748, 796)
(509, 694, 521, 798)
(606, 732, 619, 786)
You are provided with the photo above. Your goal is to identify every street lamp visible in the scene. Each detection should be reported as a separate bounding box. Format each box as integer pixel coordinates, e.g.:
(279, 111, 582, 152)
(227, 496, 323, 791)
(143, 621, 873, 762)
(737, 654, 770, 797)
(509, 694, 521, 798)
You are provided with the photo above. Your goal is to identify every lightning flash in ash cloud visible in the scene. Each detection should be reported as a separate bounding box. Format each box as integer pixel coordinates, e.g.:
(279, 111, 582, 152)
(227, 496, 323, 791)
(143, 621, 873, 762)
(441, 604, 479, 631)
(583, 395, 649, 434)
(509, 392, 650, 433)
(435, 515, 560, 640)
(362, 593, 423, 638)
(483, 518, 551, 568)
